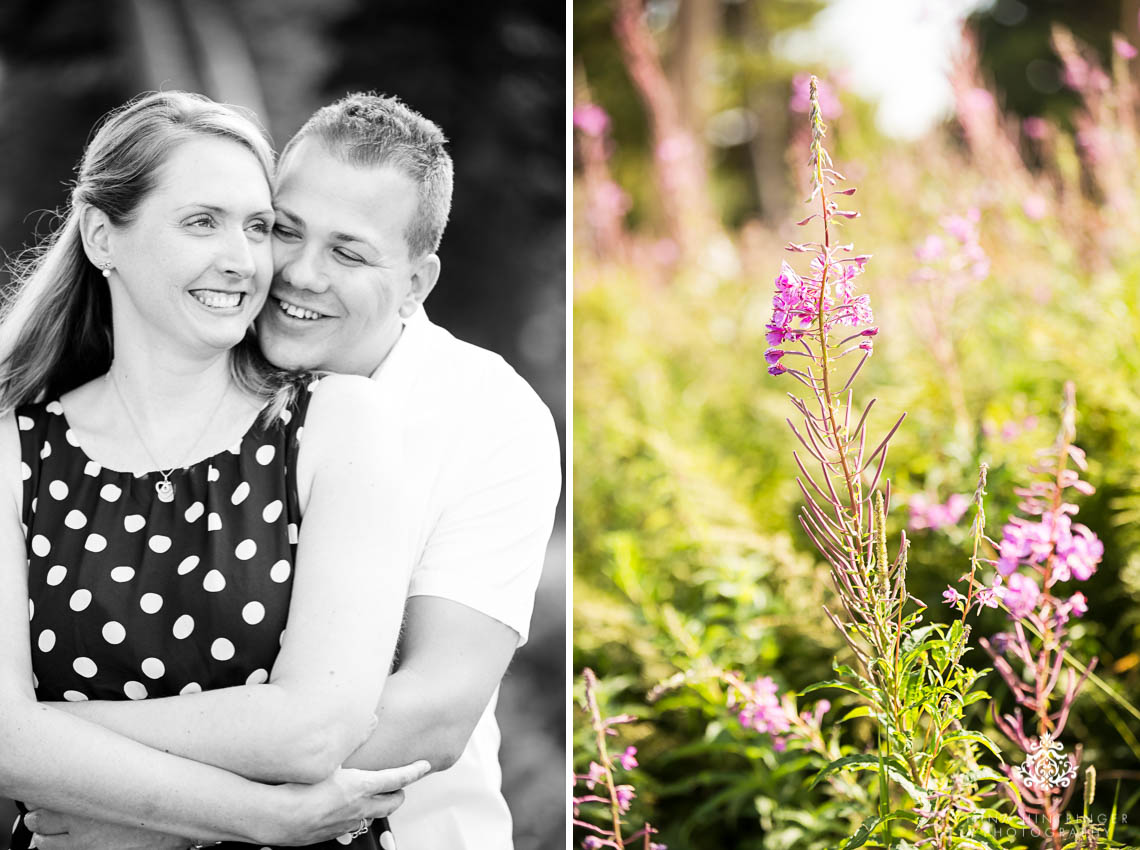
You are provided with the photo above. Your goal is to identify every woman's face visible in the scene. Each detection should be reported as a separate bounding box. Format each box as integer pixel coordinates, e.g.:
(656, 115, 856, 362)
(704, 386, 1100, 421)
(106, 136, 275, 357)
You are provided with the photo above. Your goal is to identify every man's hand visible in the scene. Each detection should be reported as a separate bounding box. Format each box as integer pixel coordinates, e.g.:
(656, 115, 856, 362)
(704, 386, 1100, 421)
(23, 809, 189, 850)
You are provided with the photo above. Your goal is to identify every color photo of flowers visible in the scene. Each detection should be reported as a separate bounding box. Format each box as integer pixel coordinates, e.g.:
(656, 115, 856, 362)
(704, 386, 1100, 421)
(573, 2, 1140, 848)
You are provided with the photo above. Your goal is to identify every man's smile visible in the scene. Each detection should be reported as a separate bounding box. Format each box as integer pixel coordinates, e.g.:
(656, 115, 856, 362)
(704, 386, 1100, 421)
(271, 295, 335, 321)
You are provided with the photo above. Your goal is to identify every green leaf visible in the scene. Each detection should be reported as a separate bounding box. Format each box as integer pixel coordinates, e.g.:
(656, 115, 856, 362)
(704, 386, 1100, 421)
(840, 815, 882, 850)
(940, 730, 1006, 762)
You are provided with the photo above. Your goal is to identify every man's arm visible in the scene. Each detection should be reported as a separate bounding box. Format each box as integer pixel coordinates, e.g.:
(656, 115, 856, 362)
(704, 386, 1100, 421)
(343, 595, 520, 772)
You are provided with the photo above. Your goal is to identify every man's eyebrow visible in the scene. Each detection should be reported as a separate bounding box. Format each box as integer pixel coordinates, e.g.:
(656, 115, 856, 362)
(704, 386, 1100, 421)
(177, 203, 274, 218)
(330, 230, 379, 253)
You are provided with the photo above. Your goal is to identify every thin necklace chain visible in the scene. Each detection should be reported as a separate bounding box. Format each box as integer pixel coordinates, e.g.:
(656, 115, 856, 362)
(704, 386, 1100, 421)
(108, 369, 232, 483)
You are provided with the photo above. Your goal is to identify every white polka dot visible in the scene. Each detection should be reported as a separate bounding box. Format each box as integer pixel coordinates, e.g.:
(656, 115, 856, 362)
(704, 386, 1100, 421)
(246, 668, 269, 685)
(28, 599, 33, 620)
(124, 681, 148, 700)
(203, 570, 226, 592)
(48, 480, 68, 500)
(85, 533, 107, 552)
(40, 441, 51, 459)
(110, 566, 135, 582)
(235, 539, 257, 560)
(31, 535, 50, 557)
(123, 514, 145, 533)
(64, 428, 80, 447)
(269, 560, 291, 582)
(102, 621, 126, 644)
(256, 445, 276, 465)
(84, 460, 102, 476)
(141, 658, 165, 679)
(279, 629, 286, 646)
(262, 500, 283, 522)
(207, 465, 220, 482)
(173, 614, 195, 639)
(242, 601, 266, 625)
(73, 657, 97, 678)
(208, 512, 223, 531)
(280, 408, 293, 425)
(295, 426, 305, 444)
(336, 834, 353, 846)
(184, 501, 204, 523)
(45, 565, 67, 586)
(148, 535, 171, 553)
(211, 638, 235, 661)
(180, 681, 202, 695)
(288, 523, 299, 544)
(177, 555, 200, 575)
(30, 498, 37, 513)
(99, 483, 121, 501)
(20, 462, 31, 481)
(45, 400, 63, 415)
(63, 690, 88, 702)
(64, 509, 87, 529)
(378, 830, 396, 850)
(12, 814, 20, 834)
(37, 629, 55, 652)
(140, 593, 163, 614)
(17, 415, 33, 431)
(231, 481, 250, 505)
(69, 589, 92, 611)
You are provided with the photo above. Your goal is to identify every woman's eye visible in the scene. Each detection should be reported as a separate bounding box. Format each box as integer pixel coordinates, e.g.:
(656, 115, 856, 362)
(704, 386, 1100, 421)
(187, 216, 215, 229)
(247, 220, 271, 236)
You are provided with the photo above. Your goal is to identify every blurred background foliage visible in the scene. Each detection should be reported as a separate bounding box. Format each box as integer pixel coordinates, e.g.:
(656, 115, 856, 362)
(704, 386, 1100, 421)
(574, 0, 1140, 847)
(0, 2, 564, 848)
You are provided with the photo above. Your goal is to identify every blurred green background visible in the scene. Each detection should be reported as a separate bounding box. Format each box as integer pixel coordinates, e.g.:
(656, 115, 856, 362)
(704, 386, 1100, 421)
(0, 1, 564, 848)
(574, 0, 1140, 847)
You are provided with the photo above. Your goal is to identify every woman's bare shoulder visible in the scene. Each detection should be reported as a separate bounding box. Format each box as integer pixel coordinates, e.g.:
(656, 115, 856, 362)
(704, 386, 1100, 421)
(0, 410, 23, 516)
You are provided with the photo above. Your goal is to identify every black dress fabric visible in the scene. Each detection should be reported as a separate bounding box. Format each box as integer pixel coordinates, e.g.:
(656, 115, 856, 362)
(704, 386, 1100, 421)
(10, 379, 394, 850)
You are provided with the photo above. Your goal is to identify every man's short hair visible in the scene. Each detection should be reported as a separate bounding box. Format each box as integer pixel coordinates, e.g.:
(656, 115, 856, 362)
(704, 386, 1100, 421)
(281, 92, 454, 258)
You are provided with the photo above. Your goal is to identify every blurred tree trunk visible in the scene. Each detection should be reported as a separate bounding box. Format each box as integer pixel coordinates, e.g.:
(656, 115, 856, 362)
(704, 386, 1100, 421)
(613, 0, 721, 264)
(123, 0, 267, 130)
(670, 0, 718, 132)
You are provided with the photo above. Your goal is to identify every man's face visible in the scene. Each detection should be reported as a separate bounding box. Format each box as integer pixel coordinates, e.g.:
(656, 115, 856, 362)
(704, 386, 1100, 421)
(257, 138, 427, 375)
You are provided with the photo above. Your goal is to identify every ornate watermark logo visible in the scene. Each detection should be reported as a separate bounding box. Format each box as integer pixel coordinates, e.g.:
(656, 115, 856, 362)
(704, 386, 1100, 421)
(1015, 733, 1076, 791)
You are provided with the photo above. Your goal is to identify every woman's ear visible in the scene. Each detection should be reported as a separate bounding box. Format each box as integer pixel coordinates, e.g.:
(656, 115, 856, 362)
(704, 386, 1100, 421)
(77, 203, 114, 269)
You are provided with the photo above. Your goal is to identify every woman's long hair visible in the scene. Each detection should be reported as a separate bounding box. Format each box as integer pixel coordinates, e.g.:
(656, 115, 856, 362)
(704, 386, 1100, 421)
(0, 91, 300, 420)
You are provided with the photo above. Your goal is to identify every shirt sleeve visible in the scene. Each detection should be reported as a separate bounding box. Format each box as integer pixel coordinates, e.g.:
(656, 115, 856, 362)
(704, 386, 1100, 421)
(406, 376, 561, 646)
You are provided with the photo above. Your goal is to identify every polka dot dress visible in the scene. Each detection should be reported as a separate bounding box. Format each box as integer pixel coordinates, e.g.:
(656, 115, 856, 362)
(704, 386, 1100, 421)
(11, 381, 395, 850)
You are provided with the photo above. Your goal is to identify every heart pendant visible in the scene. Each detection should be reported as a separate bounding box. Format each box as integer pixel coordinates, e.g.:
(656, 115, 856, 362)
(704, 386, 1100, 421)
(156, 480, 175, 503)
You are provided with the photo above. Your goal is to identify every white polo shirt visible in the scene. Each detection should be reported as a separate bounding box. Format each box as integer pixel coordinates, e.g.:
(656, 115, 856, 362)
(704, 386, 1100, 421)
(370, 308, 561, 849)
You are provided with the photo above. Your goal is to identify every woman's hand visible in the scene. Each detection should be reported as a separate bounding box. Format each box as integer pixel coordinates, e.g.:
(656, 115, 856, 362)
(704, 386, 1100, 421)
(264, 760, 431, 847)
(24, 760, 430, 849)
(23, 809, 187, 850)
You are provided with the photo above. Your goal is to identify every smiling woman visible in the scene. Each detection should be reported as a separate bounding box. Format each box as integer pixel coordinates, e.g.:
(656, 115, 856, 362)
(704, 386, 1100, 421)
(0, 90, 426, 850)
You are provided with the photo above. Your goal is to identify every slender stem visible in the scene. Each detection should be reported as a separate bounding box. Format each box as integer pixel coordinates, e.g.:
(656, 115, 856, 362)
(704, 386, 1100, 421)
(583, 669, 627, 850)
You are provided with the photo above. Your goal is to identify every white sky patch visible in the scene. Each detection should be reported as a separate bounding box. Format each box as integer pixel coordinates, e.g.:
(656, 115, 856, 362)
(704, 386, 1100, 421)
(775, 0, 993, 139)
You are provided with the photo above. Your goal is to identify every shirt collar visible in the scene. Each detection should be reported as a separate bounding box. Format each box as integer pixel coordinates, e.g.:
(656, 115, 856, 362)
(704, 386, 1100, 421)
(369, 306, 430, 396)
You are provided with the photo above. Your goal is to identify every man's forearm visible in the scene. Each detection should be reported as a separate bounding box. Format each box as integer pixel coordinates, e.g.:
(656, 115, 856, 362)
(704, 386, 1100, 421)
(341, 667, 472, 773)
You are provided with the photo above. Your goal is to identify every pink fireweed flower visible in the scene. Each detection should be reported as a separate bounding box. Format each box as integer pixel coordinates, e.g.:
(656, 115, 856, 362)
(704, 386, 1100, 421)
(614, 785, 636, 813)
(573, 104, 610, 138)
(735, 676, 793, 750)
(1001, 572, 1042, 620)
(1054, 522, 1103, 582)
(583, 836, 605, 849)
(909, 493, 969, 531)
(618, 746, 639, 770)
(943, 586, 965, 607)
(1118, 34, 1140, 59)
(915, 234, 945, 262)
(1023, 116, 1049, 140)
(1022, 194, 1047, 221)
(1068, 591, 1088, 617)
(586, 761, 605, 789)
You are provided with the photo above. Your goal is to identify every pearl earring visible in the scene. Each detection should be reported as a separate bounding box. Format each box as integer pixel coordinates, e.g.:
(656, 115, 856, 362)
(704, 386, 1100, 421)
(101, 261, 113, 278)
